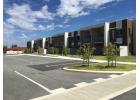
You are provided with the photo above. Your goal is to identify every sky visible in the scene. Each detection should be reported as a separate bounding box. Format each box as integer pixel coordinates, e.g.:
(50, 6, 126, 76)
(3, 0, 136, 47)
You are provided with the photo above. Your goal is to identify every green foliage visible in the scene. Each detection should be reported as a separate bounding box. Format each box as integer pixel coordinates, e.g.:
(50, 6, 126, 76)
(48, 47, 54, 54)
(70, 63, 135, 71)
(3, 45, 7, 53)
(77, 43, 95, 66)
(48, 47, 59, 54)
(24, 48, 34, 53)
(63, 47, 70, 56)
(37, 48, 44, 55)
(103, 42, 119, 67)
(54, 48, 59, 54)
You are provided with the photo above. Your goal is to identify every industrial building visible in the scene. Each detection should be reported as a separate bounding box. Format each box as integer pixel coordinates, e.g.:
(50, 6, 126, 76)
(27, 18, 136, 56)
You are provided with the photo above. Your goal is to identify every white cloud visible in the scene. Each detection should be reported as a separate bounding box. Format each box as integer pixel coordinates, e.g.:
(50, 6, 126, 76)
(5, 4, 54, 31)
(57, 0, 84, 17)
(38, 25, 46, 30)
(19, 33, 28, 39)
(44, 23, 70, 31)
(57, 0, 119, 18)
(33, 5, 55, 20)
(3, 22, 15, 38)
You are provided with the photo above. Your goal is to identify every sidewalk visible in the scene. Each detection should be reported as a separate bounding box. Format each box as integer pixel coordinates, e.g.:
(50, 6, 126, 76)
(20, 54, 136, 65)
(31, 71, 136, 100)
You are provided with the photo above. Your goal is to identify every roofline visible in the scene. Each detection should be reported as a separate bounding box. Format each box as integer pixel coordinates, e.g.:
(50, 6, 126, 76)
(80, 22, 109, 31)
(109, 18, 134, 23)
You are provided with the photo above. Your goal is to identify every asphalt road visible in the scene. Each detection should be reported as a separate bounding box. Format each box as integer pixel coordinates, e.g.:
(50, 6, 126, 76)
(111, 88, 136, 100)
(4, 55, 121, 100)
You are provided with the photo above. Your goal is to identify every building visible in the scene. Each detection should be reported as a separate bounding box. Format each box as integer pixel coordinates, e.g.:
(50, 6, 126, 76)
(132, 20, 136, 55)
(27, 18, 136, 56)
(51, 32, 68, 53)
(109, 19, 133, 56)
(67, 31, 80, 54)
(79, 23, 109, 55)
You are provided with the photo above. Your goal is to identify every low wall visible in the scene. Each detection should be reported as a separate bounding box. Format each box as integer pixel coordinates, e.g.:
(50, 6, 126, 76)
(6, 50, 23, 54)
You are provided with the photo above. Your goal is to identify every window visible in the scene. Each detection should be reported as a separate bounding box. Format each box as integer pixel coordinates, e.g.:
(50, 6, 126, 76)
(116, 29, 123, 37)
(69, 33, 72, 36)
(112, 30, 115, 40)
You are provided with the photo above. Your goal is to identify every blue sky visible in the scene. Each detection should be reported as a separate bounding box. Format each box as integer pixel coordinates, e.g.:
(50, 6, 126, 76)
(3, 0, 136, 47)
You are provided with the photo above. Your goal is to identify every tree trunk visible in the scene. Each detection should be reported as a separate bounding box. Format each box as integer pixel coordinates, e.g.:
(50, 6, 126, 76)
(88, 58, 89, 66)
(112, 59, 113, 67)
(115, 56, 116, 67)
(108, 58, 109, 67)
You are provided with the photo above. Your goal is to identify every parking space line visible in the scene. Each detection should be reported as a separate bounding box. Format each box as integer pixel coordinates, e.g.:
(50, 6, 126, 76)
(109, 74, 119, 78)
(75, 82, 89, 87)
(14, 70, 53, 93)
(94, 78, 105, 82)
(51, 88, 66, 94)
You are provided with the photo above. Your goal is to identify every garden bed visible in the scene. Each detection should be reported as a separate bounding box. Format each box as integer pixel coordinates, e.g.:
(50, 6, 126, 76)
(69, 63, 136, 71)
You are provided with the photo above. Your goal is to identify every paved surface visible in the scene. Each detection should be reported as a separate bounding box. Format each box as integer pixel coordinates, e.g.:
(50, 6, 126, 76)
(31, 72, 136, 100)
(111, 88, 136, 100)
(3, 55, 121, 100)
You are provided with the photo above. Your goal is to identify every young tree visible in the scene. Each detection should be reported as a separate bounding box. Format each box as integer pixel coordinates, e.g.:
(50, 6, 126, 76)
(63, 47, 70, 56)
(48, 47, 54, 54)
(113, 44, 119, 67)
(104, 42, 119, 67)
(54, 48, 59, 54)
(48, 47, 59, 54)
(77, 43, 95, 66)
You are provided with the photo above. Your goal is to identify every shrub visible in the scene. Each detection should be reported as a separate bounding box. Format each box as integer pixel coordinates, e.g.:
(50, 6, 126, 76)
(48, 47, 59, 54)
(63, 47, 70, 56)
(54, 48, 59, 54)
(3, 45, 7, 53)
(37, 48, 44, 55)
(48, 47, 55, 54)
(24, 48, 34, 53)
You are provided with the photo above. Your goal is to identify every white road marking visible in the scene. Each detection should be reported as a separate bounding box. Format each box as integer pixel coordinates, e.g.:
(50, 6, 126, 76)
(94, 78, 105, 82)
(51, 88, 66, 94)
(109, 74, 118, 78)
(75, 82, 89, 87)
(14, 71, 53, 93)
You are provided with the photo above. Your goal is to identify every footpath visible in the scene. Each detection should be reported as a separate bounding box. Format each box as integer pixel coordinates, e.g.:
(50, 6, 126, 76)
(31, 71, 135, 100)
(17, 54, 136, 65)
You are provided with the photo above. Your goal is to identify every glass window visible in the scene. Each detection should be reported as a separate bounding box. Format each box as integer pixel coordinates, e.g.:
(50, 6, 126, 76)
(112, 30, 115, 40)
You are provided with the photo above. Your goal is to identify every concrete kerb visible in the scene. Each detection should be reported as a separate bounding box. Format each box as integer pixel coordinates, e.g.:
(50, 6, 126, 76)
(30, 70, 135, 100)
(63, 67, 128, 74)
